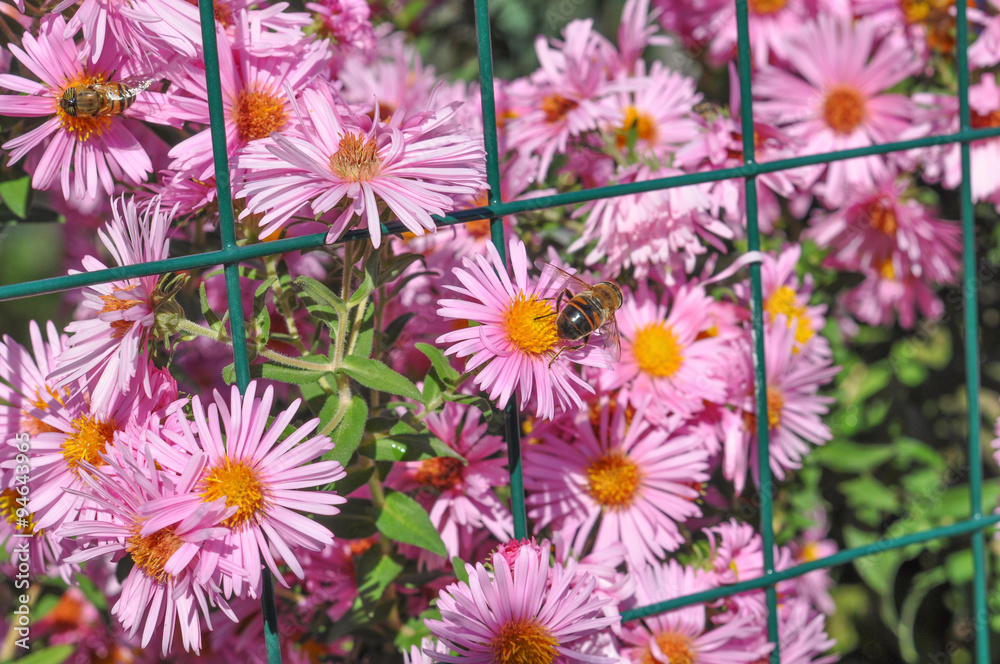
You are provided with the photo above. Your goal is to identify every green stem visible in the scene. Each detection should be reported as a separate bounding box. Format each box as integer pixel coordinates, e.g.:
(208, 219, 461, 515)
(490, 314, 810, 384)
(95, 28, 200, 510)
(266, 254, 307, 353)
(178, 318, 230, 342)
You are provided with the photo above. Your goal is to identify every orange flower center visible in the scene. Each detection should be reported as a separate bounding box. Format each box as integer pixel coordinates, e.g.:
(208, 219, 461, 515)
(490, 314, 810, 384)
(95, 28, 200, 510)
(875, 257, 897, 280)
(99, 285, 145, 339)
(744, 388, 784, 432)
(586, 452, 641, 510)
(632, 322, 684, 378)
(642, 632, 696, 664)
(329, 132, 382, 182)
(199, 457, 269, 529)
(55, 73, 114, 142)
(971, 107, 1000, 129)
(541, 94, 578, 123)
(62, 414, 117, 474)
(749, 0, 788, 14)
(502, 293, 559, 356)
(617, 106, 658, 149)
(489, 618, 558, 664)
(233, 87, 288, 142)
(865, 199, 898, 236)
(415, 457, 464, 492)
(127, 522, 184, 583)
(822, 86, 867, 135)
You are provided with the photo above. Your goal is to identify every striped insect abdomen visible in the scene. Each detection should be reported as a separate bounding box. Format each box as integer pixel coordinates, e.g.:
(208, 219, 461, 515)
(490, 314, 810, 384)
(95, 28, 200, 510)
(556, 293, 602, 341)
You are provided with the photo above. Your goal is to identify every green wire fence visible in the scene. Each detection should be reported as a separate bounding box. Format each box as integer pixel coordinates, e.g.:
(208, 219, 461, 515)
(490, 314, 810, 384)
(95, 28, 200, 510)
(0, 0, 996, 662)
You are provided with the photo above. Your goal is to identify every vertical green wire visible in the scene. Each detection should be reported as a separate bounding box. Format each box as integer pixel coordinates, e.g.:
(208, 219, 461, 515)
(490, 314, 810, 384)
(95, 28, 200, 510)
(734, 1, 781, 661)
(197, 4, 282, 663)
(473, 0, 527, 540)
(953, 1, 990, 660)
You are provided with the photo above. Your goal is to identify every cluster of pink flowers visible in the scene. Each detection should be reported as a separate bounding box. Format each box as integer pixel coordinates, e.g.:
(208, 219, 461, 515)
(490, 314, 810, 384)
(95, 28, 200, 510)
(0, 0, 983, 659)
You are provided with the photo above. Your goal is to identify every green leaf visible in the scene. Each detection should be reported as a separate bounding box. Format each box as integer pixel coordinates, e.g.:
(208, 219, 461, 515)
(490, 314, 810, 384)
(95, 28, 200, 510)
(451, 556, 470, 584)
(6, 645, 75, 664)
(417, 342, 460, 383)
(381, 312, 416, 353)
(75, 571, 108, 611)
(839, 475, 899, 525)
(340, 356, 422, 401)
(294, 275, 346, 321)
(844, 526, 902, 597)
(444, 392, 494, 420)
(352, 304, 375, 359)
(324, 395, 368, 468)
(355, 546, 404, 614)
(422, 368, 444, 408)
(0, 176, 31, 219)
(199, 283, 222, 330)
(375, 420, 464, 463)
(322, 498, 377, 539)
(374, 489, 447, 557)
(253, 362, 331, 385)
(348, 267, 375, 308)
(812, 440, 895, 473)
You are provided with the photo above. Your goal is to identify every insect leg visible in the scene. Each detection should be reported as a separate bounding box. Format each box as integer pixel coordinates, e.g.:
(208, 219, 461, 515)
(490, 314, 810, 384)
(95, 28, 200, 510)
(547, 340, 587, 367)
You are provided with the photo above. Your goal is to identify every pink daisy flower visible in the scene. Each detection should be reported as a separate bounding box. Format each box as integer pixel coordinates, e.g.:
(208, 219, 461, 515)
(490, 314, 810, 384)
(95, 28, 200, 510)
(571, 164, 731, 282)
(733, 245, 831, 362)
(619, 560, 769, 664)
(838, 259, 951, 329)
(436, 238, 607, 421)
(139, 382, 347, 599)
(523, 391, 710, 567)
(805, 172, 962, 281)
(236, 84, 486, 247)
(753, 16, 923, 206)
(17, 360, 177, 533)
(504, 18, 619, 179)
(167, 15, 330, 182)
(605, 61, 700, 161)
(424, 543, 619, 664)
(601, 283, 728, 424)
(388, 402, 513, 560)
(50, 195, 173, 414)
(307, 0, 376, 68)
(59, 435, 239, 655)
(701, 0, 818, 68)
(0, 15, 174, 203)
(724, 320, 839, 494)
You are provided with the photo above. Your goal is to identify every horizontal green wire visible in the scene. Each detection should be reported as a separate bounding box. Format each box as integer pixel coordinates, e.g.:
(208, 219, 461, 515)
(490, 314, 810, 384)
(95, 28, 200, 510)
(621, 512, 1000, 622)
(3, 125, 999, 303)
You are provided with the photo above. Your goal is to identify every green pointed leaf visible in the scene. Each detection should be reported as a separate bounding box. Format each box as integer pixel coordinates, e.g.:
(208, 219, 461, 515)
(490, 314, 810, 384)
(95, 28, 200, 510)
(199, 283, 222, 330)
(340, 356, 422, 401)
(416, 342, 460, 383)
(323, 498, 377, 539)
(253, 362, 331, 385)
(0, 175, 31, 219)
(374, 489, 447, 557)
(348, 267, 375, 307)
(355, 547, 404, 613)
(325, 464, 374, 497)
(451, 556, 470, 584)
(294, 275, 346, 321)
(375, 421, 465, 463)
(323, 395, 368, 468)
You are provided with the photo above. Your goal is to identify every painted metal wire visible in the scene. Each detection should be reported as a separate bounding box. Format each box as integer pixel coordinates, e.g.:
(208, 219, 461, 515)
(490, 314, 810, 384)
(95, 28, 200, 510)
(0, 0, 991, 662)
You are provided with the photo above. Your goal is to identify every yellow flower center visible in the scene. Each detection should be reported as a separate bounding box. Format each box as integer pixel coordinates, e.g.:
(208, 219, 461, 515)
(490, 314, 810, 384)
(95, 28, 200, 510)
(541, 94, 578, 123)
(55, 73, 114, 142)
(822, 86, 867, 135)
(586, 452, 641, 510)
(232, 87, 288, 142)
(127, 521, 184, 583)
(643, 632, 695, 664)
(62, 414, 117, 474)
(749, 0, 788, 14)
(0, 488, 35, 535)
(632, 322, 683, 378)
(329, 132, 382, 182)
(502, 293, 559, 356)
(617, 106, 658, 149)
(99, 285, 145, 339)
(489, 618, 558, 664)
(799, 541, 820, 562)
(199, 457, 269, 529)
(20, 385, 67, 436)
(764, 286, 814, 347)
(875, 257, 896, 280)
(865, 199, 898, 237)
(415, 457, 464, 492)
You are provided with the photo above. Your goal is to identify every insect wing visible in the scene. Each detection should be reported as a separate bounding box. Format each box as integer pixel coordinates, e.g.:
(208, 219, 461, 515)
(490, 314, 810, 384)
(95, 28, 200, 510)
(600, 312, 622, 362)
(534, 260, 592, 299)
(116, 76, 155, 97)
